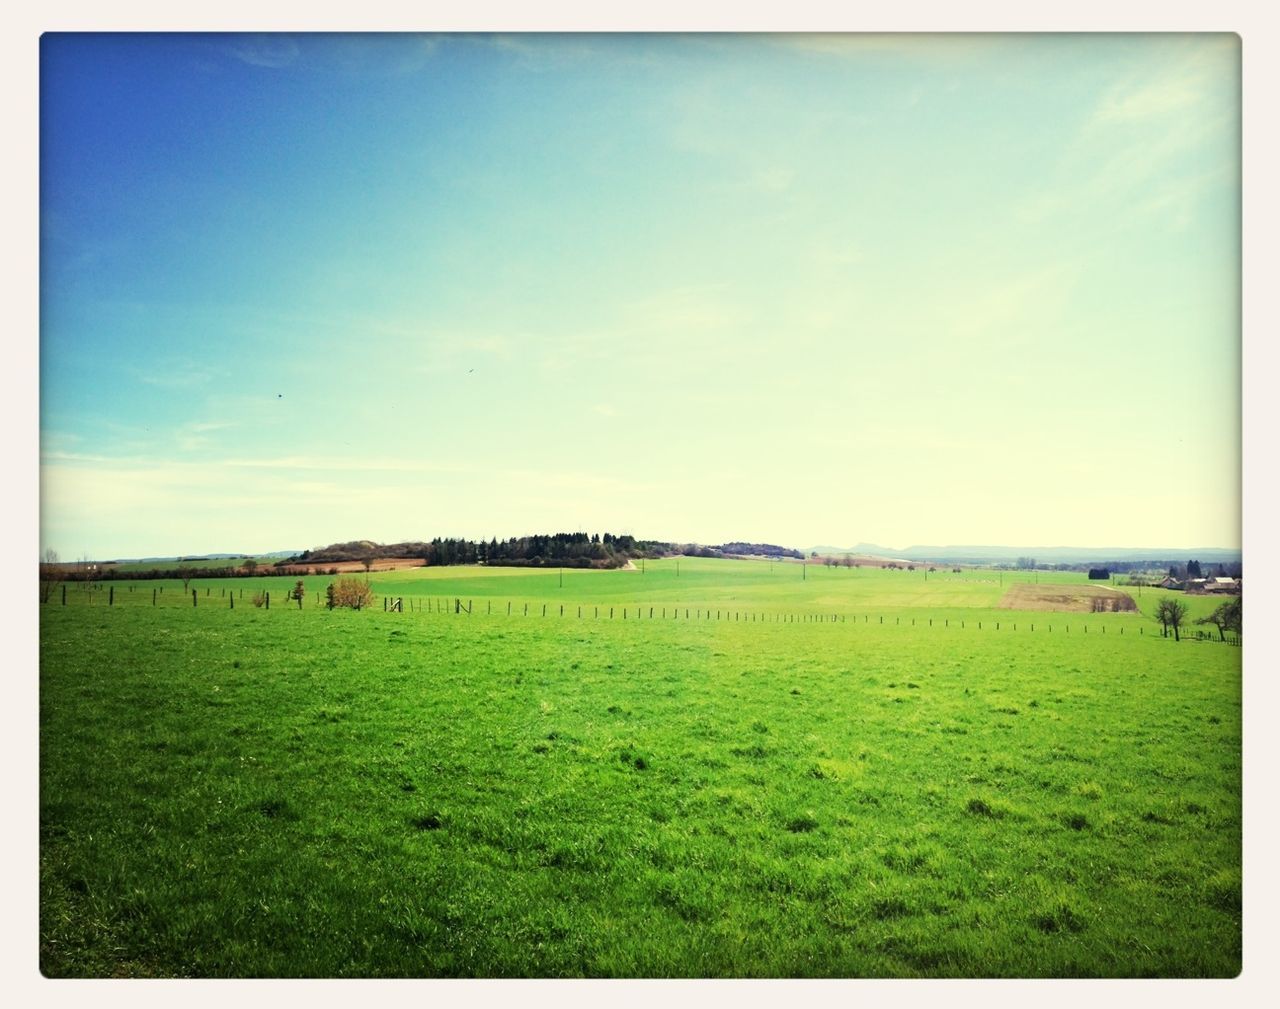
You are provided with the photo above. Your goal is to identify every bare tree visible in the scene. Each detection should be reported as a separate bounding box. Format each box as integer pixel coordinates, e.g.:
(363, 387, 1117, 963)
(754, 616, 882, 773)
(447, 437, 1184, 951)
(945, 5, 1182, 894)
(1198, 597, 1241, 642)
(40, 549, 63, 603)
(180, 565, 194, 593)
(1155, 597, 1189, 641)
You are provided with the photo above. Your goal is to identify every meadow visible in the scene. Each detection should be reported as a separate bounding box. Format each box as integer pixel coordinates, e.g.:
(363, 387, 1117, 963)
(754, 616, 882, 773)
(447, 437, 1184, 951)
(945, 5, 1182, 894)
(39, 559, 1241, 977)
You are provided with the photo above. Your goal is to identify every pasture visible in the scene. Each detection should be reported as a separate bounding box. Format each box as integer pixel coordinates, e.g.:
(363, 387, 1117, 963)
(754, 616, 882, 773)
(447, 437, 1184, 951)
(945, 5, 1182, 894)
(40, 559, 1241, 977)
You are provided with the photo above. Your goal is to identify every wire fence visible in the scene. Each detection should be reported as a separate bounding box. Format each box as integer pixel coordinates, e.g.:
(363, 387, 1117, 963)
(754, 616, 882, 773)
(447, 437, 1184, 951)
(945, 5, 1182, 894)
(41, 581, 1242, 647)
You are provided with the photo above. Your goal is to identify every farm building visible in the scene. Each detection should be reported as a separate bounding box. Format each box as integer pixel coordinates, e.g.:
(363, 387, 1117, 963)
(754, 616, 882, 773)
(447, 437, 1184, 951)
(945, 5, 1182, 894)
(1185, 576, 1241, 594)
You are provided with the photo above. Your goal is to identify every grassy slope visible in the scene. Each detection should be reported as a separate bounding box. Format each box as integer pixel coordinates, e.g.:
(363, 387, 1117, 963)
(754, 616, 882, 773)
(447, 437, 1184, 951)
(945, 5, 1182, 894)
(74, 558, 1235, 639)
(40, 564, 1241, 977)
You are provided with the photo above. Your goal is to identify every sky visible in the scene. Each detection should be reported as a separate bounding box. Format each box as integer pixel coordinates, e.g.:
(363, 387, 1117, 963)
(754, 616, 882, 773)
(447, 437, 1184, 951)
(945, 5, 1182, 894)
(39, 32, 1241, 559)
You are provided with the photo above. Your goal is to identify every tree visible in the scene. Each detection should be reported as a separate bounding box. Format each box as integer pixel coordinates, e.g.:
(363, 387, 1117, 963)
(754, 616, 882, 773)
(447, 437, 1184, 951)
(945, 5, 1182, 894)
(180, 565, 194, 592)
(40, 549, 63, 603)
(361, 557, 374, 574)
(1198, 598, 1241, 642)
(1155, 597, 1189, 641)
(290, 579, 306, 603)
(1186, 560, 1203, 579)
(241, 558, 258, 575)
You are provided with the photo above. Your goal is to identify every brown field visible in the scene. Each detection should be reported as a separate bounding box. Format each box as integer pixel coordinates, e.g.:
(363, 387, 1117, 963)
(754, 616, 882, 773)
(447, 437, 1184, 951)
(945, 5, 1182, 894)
(998, 582, 1138, 613)
(275, 557, 427, 574)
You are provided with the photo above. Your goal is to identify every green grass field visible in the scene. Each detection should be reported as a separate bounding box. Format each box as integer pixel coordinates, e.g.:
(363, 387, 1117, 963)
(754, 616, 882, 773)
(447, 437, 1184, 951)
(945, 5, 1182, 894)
(40, 560, 1241, 977)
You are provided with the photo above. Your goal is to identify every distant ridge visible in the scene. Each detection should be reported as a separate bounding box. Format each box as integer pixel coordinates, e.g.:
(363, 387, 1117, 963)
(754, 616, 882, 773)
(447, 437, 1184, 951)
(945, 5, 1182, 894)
(808, 543, 1242, 564)
(107, 550, 300, 564)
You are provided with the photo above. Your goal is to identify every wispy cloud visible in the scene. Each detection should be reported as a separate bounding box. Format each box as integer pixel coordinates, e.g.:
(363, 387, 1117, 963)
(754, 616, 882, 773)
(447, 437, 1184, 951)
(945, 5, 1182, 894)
(175, 420, 236, 452)
(1089, 36, 1236, 128)
(134, 359, 225, 389)
(1016, 37, 1237, 236)
(772, 33, 1011, 65)
(227, 35, 300, 69)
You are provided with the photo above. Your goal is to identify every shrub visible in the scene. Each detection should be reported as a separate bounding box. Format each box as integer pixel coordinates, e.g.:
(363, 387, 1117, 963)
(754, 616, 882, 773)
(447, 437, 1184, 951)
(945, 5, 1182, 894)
(251, 592, 266, 608)
(330, 577, 374, 610)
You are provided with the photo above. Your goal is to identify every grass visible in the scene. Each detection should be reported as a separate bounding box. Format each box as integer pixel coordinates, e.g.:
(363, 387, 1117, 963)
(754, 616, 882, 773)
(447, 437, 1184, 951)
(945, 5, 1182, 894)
(40, 560, 1241, 977)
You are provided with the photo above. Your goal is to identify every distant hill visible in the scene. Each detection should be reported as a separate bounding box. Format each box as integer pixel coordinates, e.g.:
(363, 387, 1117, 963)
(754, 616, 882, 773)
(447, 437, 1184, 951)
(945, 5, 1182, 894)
(718, 542, 804, 559)
(809, 543, 1242, 565)
(108, 550, 299, 564)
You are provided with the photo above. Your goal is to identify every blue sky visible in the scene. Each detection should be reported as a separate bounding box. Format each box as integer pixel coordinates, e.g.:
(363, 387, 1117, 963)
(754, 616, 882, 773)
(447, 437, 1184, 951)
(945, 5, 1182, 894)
(39, 33, 1240, 558)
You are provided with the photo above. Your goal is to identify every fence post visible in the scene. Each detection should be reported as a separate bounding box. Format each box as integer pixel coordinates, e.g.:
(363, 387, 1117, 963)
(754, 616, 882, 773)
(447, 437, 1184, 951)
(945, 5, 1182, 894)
(266, 592, 270, 610)
(230, 594, 234, 609)
(151, 588, 155, 606)
(109, 586, 113, 606)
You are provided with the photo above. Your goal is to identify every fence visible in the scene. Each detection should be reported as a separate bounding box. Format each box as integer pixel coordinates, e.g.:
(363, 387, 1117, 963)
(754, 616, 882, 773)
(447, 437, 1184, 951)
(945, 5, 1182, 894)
(40, 581, 1242, 647)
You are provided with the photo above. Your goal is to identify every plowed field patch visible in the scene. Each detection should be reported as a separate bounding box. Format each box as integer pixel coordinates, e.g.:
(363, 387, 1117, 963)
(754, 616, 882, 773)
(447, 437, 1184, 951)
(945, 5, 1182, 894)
(998, 582, 1137, 613)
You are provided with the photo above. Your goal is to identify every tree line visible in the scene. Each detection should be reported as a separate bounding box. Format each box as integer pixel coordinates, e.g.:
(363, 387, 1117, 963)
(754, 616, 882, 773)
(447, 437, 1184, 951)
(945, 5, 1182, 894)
(293, 532, 669, 569)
